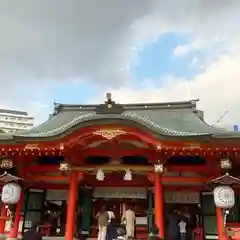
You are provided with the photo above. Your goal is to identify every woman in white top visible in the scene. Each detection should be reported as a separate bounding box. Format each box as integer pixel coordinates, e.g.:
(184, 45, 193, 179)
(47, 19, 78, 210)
(107, 210, 115, 223)
(178, 220, 187, 240)
(96, 206, 109, 240)
(121, 205, 135, 239)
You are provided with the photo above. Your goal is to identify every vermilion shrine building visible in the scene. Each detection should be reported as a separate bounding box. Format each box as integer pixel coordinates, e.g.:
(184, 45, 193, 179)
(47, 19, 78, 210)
(0, 95, 240, 240)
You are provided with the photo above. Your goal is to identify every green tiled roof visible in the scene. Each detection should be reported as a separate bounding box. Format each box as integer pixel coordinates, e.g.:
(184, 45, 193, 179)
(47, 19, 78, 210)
(0, 99, 240, 141)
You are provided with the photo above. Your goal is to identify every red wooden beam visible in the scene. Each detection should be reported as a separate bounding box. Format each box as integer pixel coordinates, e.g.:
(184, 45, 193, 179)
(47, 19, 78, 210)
(13, 183, 206, 191)
(21, 165, 59, 173)
(26, 175, 69, 181)
(83, 148, 153, 157)
(83, 180, 150, 187)
(28, 183, 69, 190)
(1, 123, 240, 151)
(167, 165, 208, 173)
(25, 172, 83, 182)
(22, 164, 209, 175)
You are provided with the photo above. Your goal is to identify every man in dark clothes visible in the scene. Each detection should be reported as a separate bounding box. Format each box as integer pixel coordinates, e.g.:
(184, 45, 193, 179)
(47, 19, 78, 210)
(22, 223, 42, 240)
(167, 211, 179, 240)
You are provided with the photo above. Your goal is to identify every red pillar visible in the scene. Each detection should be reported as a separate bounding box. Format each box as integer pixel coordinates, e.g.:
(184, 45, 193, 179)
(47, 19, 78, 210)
(0, 203, 7, 234)
(216, 207, 224, 240)
(154, 173, 164, 238)
(7, 192, 24, 240)
(65, 172, 78, 240)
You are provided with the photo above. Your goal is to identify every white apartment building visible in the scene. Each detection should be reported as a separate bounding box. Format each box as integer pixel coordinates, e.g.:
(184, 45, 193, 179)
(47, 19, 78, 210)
(0, 109, 34, 133)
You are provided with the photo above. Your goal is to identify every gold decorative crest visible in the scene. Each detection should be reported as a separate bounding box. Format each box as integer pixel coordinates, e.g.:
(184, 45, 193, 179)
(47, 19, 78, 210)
(24, 144, 40, 150)
(93, 129, 126, 140)
(186, 143, 201, 149)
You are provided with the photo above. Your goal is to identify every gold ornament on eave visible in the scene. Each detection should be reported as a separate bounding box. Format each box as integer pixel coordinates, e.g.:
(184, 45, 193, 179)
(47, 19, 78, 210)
(93, 129, 126, 140)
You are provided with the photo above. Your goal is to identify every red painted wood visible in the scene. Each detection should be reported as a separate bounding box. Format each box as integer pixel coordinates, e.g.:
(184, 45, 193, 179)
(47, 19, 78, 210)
(167, 165, 208, 172)
(82, 148, 154, 157)
(21, 165, 59, 173)
(65, 172, 78, 240)
(154, 173, 164, 238)
(216, 207, 225, 240)
(0, 204, 7, 234)
(0, 124, 240, 153)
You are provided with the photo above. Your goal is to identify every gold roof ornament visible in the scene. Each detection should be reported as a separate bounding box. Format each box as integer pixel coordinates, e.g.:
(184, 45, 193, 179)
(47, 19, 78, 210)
(24, 144, 40, 150)
(93, 129, 126, 140)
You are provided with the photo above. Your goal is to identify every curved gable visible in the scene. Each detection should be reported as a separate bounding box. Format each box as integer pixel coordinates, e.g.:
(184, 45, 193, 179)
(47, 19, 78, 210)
(13, 109, 214, 139)
(1, 99, 239, 142)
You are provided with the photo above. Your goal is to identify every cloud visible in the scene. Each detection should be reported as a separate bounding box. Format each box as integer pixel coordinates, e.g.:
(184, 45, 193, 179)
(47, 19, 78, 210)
(173, 41, 206, 58)
(0, 0, 153, 86)
(103, 49, 240, 127)
(1, 0, 240, 124)
(1, 0, 240, 83)
(173, 44, 192, 57)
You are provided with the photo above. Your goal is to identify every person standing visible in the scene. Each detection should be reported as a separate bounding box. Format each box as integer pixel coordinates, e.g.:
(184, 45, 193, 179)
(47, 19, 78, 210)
(75, 206, 82, 238)
(96, 206, 109, 240)
(107, 206, 115, 223)
(121, 204, 135, 239)
(179, 219, 187, 240)
(106, 206, 116, 240)
(166, 211, 179, 240)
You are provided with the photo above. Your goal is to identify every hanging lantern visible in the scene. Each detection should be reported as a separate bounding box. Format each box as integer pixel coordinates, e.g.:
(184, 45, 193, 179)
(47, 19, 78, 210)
(124, 169, 132, 181)
(154, 163, 164, 173)
(96, 168, 105, 181)
(1, 183, 21, 205)
(213, 185, 235, 209)
(0, 158, 13, 169)
(220, 158, 232, 170)
(59, 162, 71, 172)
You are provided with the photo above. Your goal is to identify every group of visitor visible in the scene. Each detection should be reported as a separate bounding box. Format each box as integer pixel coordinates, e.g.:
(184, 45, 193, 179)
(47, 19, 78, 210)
(96, 204, 135, 240)
(22, 204, 195, 240)
(166, 207, 196, 240)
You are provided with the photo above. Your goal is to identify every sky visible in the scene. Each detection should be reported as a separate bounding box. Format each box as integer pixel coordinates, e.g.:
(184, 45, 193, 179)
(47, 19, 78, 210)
(1, 0, 240, 128)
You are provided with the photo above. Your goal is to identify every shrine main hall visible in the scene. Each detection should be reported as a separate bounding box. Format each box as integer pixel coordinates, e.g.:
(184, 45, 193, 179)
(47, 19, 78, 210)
(0, 95, 240, 240)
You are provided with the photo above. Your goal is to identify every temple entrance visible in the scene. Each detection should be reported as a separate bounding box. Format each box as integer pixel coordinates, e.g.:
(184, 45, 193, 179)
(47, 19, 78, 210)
(92, 198, 148, 223)
(163, 191, 201, 240)
(91, 187, 149, 238)
(164, 204, 200, 239)
(22, 189, 68, 237)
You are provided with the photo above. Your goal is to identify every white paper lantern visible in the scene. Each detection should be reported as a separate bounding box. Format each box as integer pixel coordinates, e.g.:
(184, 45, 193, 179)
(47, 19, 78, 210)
(213, 185, 235, 209)
(96, 169, 105, 181)
(154, 164, 164, 173)
(124, 169, 132, 181)
(1, 183, 21, 204)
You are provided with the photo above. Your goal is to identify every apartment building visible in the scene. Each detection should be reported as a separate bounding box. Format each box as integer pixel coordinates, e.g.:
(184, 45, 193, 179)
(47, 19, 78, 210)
(0, 109, 34, 133)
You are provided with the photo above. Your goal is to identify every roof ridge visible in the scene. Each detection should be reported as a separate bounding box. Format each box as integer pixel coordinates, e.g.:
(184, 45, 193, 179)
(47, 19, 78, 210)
(53, 99, 199, 113)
